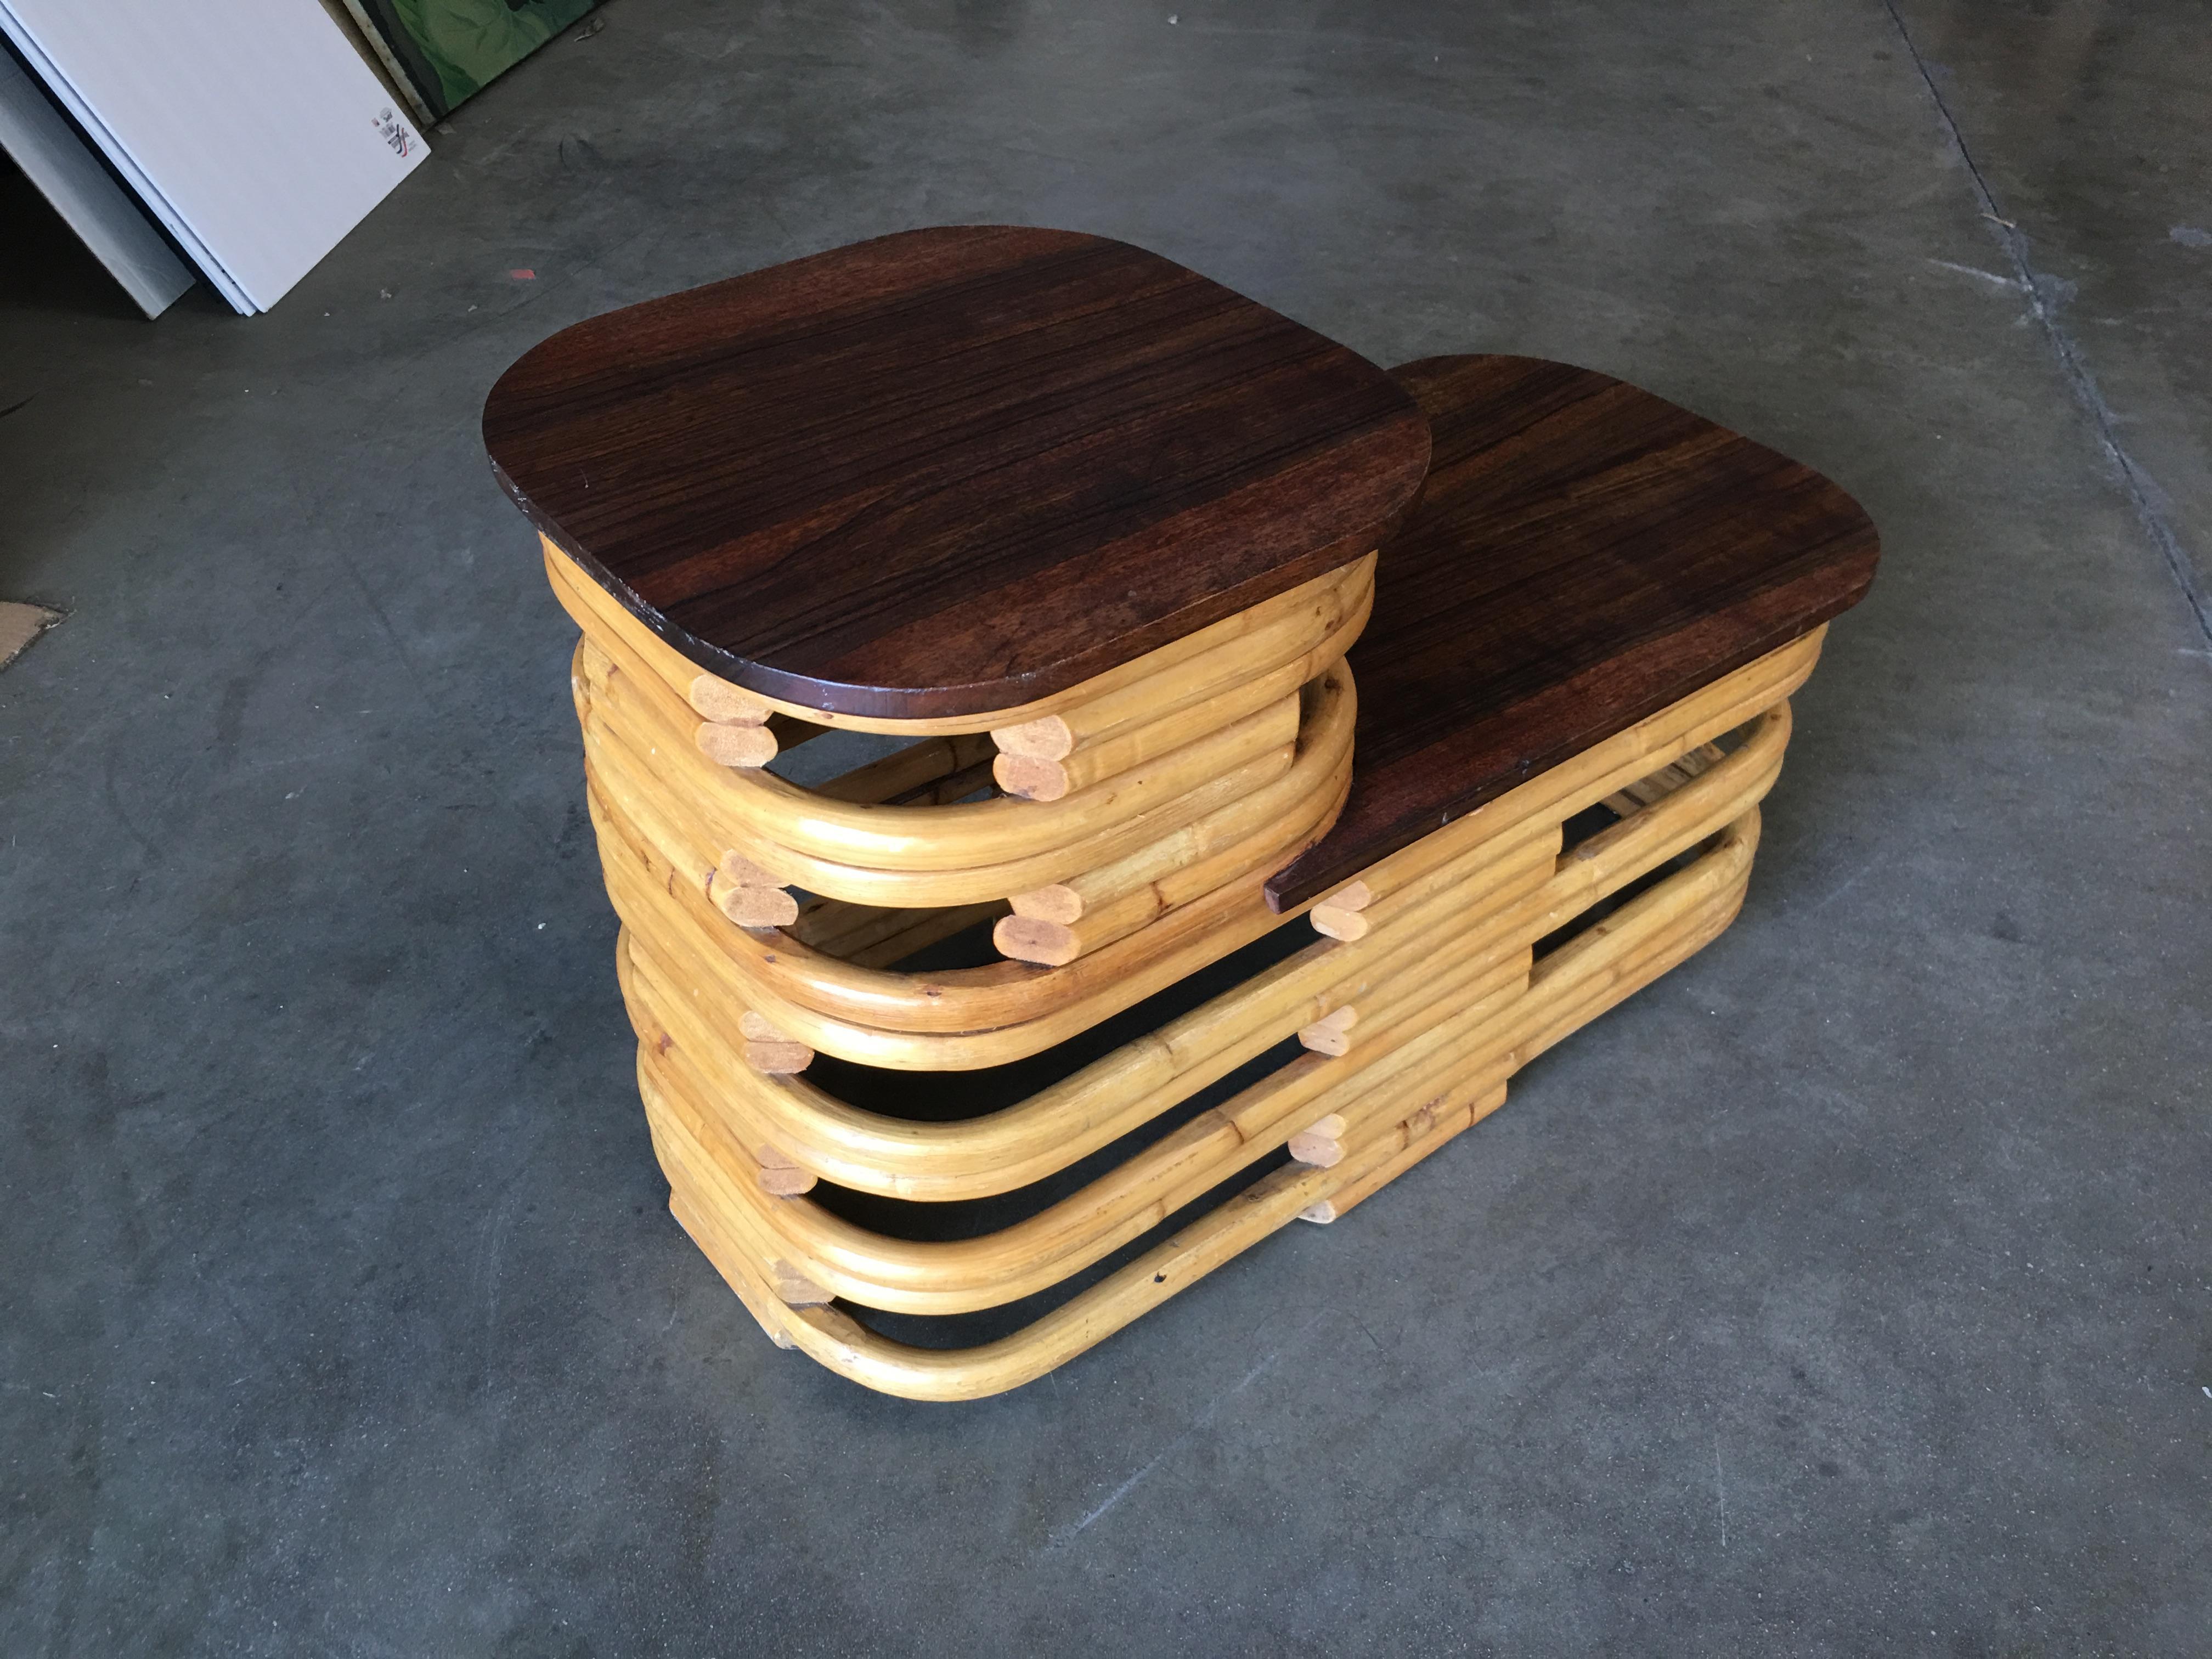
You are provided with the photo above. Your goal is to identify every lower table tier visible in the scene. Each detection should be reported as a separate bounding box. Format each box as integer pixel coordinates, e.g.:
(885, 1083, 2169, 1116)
(595, 658, 1808, 1399)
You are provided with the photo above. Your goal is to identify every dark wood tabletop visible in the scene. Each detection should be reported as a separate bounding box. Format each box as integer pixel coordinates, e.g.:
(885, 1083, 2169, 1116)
(484, 226, 1430, 720)
(1267, 354, 1881, 911)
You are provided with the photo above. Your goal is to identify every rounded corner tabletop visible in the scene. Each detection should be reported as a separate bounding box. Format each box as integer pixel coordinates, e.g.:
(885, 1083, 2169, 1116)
(1268, 351, 1882, 910)
(482, 224, 1432, 721)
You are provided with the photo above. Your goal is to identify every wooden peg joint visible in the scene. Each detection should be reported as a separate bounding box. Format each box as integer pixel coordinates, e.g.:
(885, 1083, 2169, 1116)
(1310, 878, 1373, 940)
(755, 1143, 819, 1197)
(744, 1039, 815, 1075)
(1287, 1113, 1349, 1167)
(992, 752, 1070, 802)
(715, 885, 800, 928)
(711, 851, 799, 929)
(1296, 1004, 1358, 1056)
(993, 915, 1081, 967)
(1009, 883, 1084, 924)
(767, 1255, 832, 1303)
(989, 714, 1075, 760)
(688, 673, 773, 725)
(695, 720, 779, 769)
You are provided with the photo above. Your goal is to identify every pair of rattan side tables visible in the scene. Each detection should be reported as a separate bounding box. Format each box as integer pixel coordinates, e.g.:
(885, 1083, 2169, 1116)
(483, 227, 1879, 1401)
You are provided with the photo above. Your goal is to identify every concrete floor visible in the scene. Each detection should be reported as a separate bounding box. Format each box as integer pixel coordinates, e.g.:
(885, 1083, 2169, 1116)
(3, 2, 2207, 1651)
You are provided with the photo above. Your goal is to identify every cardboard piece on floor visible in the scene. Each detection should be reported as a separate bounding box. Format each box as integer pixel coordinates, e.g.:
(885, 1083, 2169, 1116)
(0, 0, 426, 314)
(0, 603, 60, 672)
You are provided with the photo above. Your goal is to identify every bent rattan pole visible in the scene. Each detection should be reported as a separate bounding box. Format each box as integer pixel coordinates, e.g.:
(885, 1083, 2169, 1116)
(593, 684, 1791, 1199)
(652, 811, 1765, 1397)
(614, 702, 1786, 1225)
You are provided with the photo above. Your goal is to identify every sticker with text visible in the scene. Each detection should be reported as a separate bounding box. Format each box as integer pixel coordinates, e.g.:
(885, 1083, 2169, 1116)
(373, 108, 412, 159)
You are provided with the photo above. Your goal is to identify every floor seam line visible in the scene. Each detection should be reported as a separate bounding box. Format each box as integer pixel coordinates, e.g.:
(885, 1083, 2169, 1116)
(1881, 0, 2212, 646)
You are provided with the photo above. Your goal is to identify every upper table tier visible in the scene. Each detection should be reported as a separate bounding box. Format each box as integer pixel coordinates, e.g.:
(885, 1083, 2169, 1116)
(483, 226, 1431, 721)
(1267, 354, 1882, 911)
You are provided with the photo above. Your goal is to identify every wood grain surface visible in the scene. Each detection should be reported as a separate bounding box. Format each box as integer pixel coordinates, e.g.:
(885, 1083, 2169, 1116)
(1267, 354, 1880, 911)
(484, 225, 1429, 720)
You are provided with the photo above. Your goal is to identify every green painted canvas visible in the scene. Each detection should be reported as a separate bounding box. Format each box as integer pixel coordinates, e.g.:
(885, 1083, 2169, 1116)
(340, 0, 599, 123)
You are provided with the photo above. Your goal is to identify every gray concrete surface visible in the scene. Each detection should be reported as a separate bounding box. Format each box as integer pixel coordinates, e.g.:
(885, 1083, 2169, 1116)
(3, 2, 2207, 1652)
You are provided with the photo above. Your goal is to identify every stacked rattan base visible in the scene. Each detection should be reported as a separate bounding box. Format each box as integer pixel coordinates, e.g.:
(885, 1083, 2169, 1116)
(555, 529, 1822, 1400)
